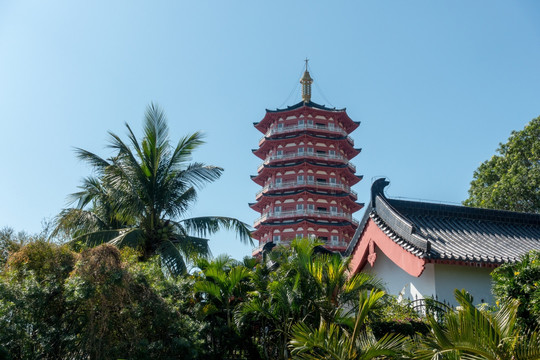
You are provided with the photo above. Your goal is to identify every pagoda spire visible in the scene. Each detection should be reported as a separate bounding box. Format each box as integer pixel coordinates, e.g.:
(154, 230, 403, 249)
(300, 58, 313, 103)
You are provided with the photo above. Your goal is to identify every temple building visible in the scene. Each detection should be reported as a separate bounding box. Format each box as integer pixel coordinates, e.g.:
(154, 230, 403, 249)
(250, 63, 363, 255)
(347, 178, 540, 305)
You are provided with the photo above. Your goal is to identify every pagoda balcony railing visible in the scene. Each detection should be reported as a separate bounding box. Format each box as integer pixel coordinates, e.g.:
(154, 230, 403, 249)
(255, 180, 358, 199)
(259, 124, 354, 146)
(256, 153, 356, 173)
(254, 209, 358, 228)
(252, 240, 348, 255)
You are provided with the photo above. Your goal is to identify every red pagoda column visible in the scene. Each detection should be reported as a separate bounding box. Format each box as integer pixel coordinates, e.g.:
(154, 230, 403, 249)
(250, 63, 363, 255)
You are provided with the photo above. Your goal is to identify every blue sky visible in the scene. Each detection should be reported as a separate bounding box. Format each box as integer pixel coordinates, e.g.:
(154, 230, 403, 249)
(1, 1, 539, 260)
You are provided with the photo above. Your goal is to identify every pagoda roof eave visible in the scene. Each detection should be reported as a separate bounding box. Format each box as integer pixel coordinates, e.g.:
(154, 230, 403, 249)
(255, 101, 358, 133)
(251, 191, 362, 212)
(266, 101, 346, 113)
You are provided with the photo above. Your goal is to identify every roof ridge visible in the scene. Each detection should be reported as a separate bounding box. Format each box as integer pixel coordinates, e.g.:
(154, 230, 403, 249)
(387, 198, 540, 226)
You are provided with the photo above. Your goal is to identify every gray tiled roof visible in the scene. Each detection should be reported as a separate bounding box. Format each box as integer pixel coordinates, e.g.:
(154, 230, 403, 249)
(345, 178, 540, 264)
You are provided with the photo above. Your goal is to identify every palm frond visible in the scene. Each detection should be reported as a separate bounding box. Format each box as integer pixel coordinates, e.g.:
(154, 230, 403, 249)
(167, 132, 206, 172)
(194, 280, 223, 300)
(70, 229, 121, 248)
(157, 239, 187, 276)
(180, 216, 253, 245)
(173, 234, 211, 260)
(108, 228, 144, 248)
(179, 162, 223, 189)
(143, 103, 169, 152)
(74, 147, 111, 170)
(52, 208, 108, 239)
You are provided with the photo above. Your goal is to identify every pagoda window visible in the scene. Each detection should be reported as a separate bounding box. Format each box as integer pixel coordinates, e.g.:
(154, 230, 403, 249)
(307, 119, 313, 126)
(273, 235, 281, 244)
(329, 177, 336, 184)
(297, 175, 304, 184)
(298, 119, 304, 126)
(274, 206, 281, 214)
(331, 235, 339, 244)
(330, 206, 338, 214)
(317, 207, 327, 212)
(307, 147, 314, 154)
(276, 150, 283, 156)
(320, 236, 328, 241)
(317, 178, 327, 184)
(296, 204, 304, 212)
(277, 123, 284, 131)
(328, 150, 336, 157)
(296, 233, 303, 239)
(316, 150, 325, 155)
(275, 178, 282, 186)
(307, 175, 314, 184)
(328, 123, 334, 130)
(297, 147, 304, 155)
(307, 204, 315, 212)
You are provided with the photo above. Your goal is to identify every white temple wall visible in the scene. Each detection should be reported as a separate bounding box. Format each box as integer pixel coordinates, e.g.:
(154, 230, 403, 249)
(433, 264, 494, 306)
(364, 248, 436, 302)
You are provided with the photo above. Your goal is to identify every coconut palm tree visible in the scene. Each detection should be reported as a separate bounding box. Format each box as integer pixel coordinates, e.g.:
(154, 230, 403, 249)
(54, 103, 252, 275)
(415, 289, 540, 360)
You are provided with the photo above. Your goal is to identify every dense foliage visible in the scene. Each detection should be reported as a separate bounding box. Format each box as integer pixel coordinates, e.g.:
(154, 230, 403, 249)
(464, 116, 540, 213)
(2, 237, 539, 359)
(491, 250, 540, 331)
(417, 289, 540, 360)
(0, 242, 202, 360)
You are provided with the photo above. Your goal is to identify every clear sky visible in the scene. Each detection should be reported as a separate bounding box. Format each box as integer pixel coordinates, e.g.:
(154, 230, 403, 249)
(1, 1, 539, 260)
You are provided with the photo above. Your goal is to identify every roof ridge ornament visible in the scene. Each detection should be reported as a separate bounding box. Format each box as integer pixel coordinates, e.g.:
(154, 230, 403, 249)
(371, 178, 390, 205)
(300, 58, 313, 103)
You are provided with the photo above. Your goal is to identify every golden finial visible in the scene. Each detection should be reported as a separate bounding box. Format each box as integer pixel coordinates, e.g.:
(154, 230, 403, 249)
(300, 58, 313, 103)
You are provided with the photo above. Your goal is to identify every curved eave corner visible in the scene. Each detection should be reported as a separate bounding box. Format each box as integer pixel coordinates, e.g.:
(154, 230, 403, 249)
(348, 178, 429, 278)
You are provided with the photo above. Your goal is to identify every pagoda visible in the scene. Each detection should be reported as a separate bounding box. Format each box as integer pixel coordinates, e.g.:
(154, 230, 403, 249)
(250, 61, 363, 255)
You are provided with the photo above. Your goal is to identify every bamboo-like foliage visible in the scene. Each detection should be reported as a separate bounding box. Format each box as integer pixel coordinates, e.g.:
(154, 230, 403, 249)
(53, 104, 252, 275)
(235, 238, 385, 360)
(289, 289, 411, 360)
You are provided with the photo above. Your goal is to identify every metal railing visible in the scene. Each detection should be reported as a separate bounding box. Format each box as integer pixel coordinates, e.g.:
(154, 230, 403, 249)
(256, 155, 356, 173)
(259, 123, 354, 145)
(255, 180, 358, 199)
(252, 240, 349, 254)
(254, 209, 359, 227)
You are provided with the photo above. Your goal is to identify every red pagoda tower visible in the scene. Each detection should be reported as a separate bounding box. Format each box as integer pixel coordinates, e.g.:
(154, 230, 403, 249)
(250, 62, 363, 255)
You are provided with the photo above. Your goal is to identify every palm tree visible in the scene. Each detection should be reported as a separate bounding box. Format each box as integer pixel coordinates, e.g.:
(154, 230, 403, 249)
(54, 103, 252, 275)
(235, 238, 385, 360)
(193, 255, 258, 358)
(415, 289, 540, 360)
(194, 255, 253, 327)
(289, 289, 411, 360)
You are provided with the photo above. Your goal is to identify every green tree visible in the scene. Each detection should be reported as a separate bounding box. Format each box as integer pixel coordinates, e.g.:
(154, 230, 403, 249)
(54, 104, 252, 275)
(463, 116, 540, 213)
(289, 290, 411, 360)
(0, 241, 77, 359)
(0, 241, 203, 360)
(193, 255, 258, 359)
(236, 238, 383, 360)
(416, 289, 540, 360)
(491, 250, 540, 331)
